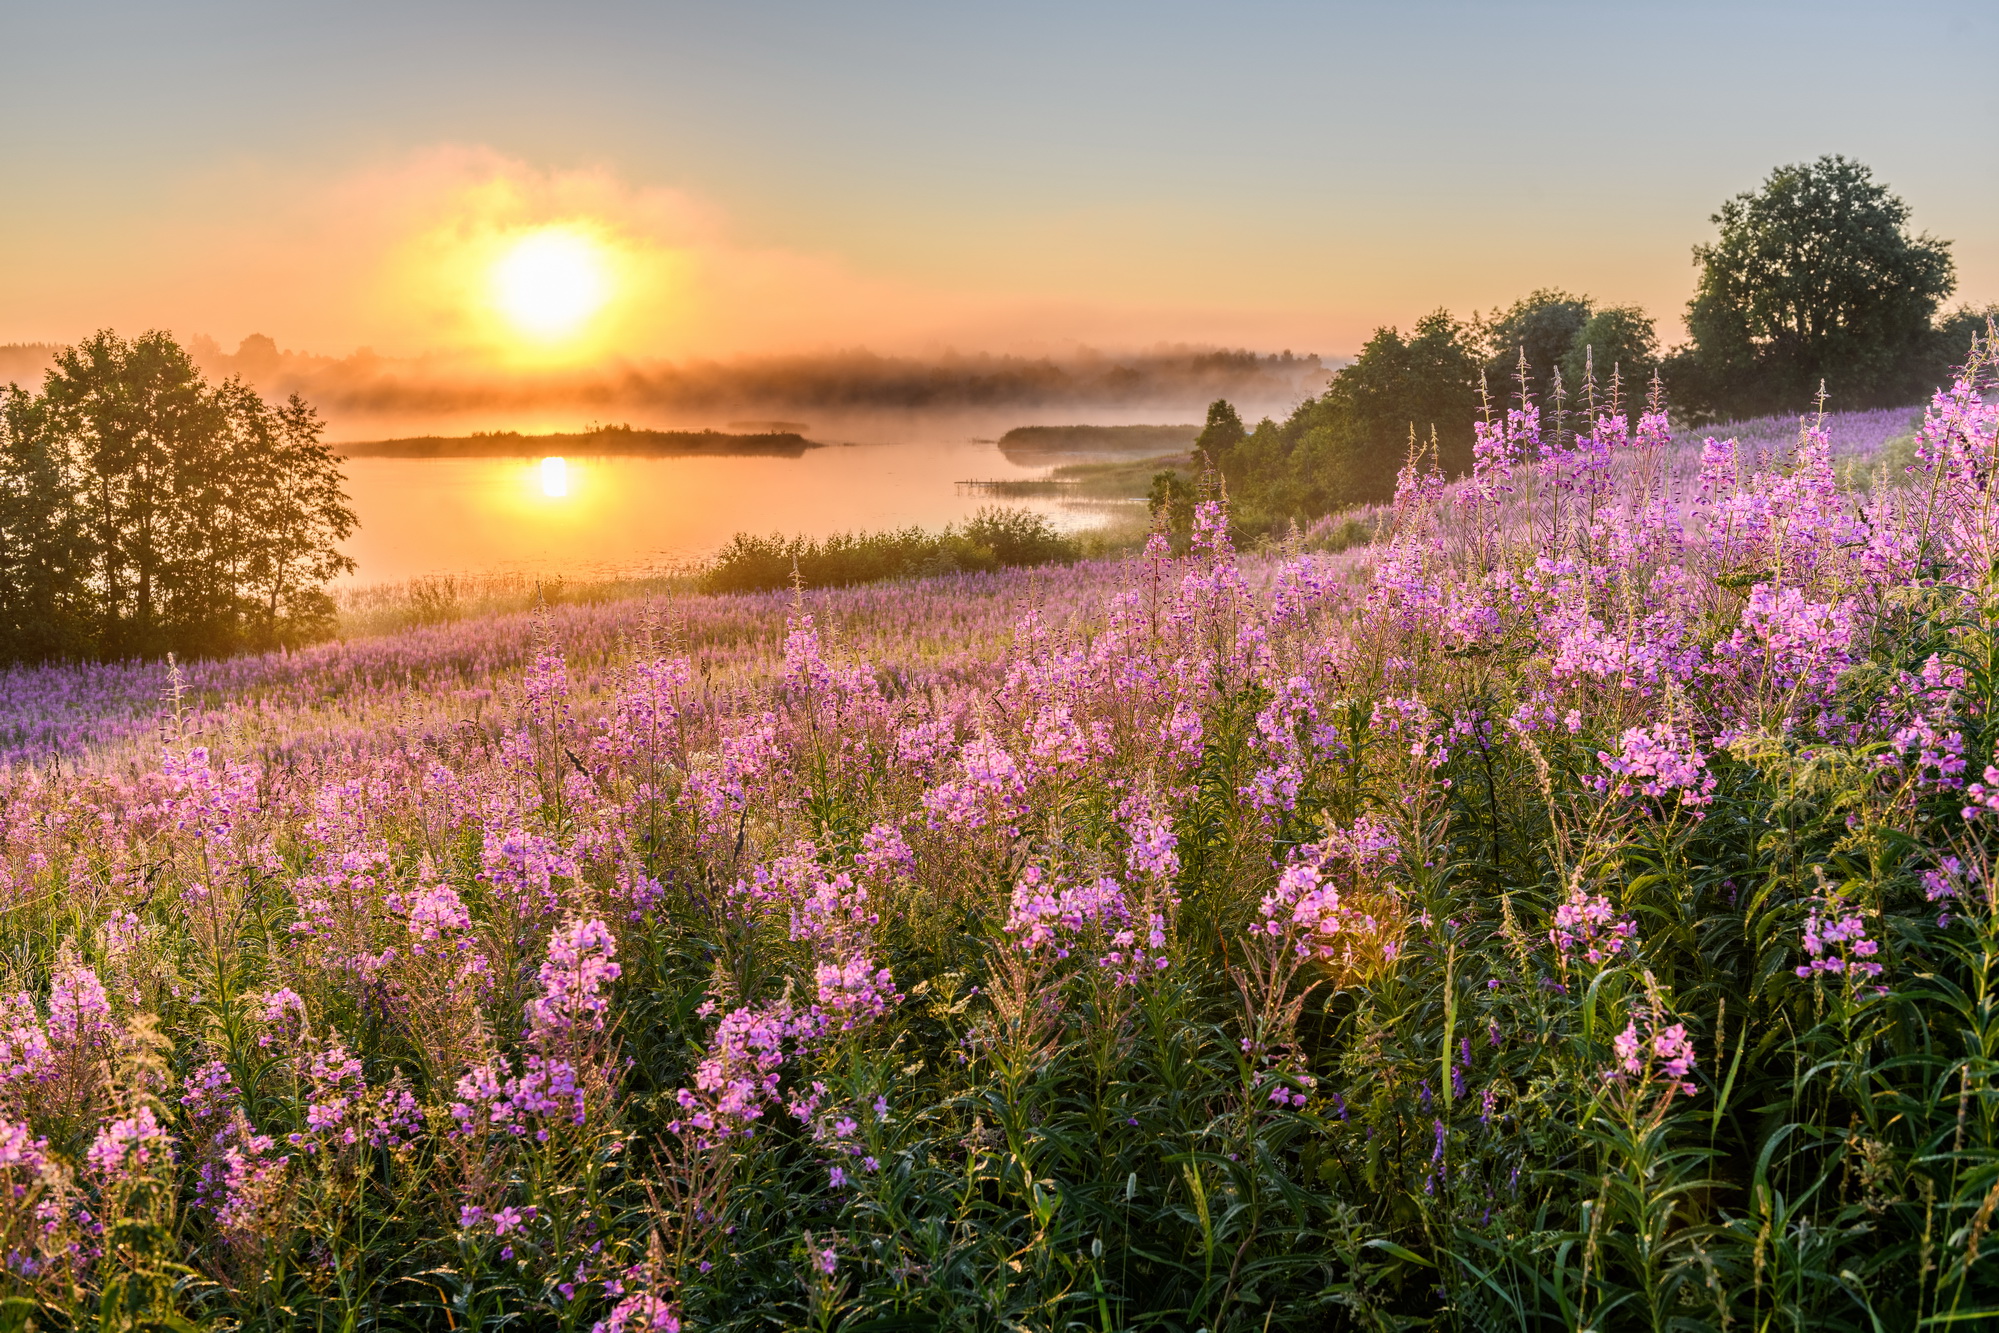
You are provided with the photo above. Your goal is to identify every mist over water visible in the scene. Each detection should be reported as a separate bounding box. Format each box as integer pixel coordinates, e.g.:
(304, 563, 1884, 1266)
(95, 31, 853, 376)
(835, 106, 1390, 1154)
(335, 426, 1140, 584)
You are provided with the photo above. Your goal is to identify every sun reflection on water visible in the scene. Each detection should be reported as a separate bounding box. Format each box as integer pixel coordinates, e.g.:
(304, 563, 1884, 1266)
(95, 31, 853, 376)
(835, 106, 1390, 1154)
(540, 456, 569, 498)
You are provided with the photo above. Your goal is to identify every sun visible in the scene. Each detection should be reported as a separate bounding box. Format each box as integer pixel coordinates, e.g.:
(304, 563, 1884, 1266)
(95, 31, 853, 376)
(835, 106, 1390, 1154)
(492, 229, 610, 340)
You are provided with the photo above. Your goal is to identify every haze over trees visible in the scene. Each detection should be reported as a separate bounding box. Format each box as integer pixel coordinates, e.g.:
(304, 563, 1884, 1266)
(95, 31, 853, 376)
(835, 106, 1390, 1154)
(0, 330, 356, 664)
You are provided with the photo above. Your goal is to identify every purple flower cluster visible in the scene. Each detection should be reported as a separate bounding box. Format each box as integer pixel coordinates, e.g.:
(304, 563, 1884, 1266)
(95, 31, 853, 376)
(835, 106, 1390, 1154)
(1796, 893, 1885, 983)
(1610, 1010, 1698, 1101)
(1548, 886, 1637, 966)
(1596, 723, 1716, 809)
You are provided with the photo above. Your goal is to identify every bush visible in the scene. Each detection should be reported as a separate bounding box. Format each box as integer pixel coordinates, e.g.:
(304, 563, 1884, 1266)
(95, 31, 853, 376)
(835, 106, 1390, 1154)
(703, 506, 1079, 593)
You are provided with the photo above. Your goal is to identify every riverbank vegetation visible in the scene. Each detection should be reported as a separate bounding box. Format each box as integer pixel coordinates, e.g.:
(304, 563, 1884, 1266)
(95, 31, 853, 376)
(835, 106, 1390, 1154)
(702, 505, 1085, 593)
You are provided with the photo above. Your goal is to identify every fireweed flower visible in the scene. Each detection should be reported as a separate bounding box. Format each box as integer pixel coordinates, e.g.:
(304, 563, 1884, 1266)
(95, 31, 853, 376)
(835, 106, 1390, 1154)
(1595, 723, 1716, 809)
(1257, 816, 1400, 963)
(1713, 584, 1856, 718)
(478, 825, 579, 921)
(594, 1292, 682, 1333)
(1120, 795, 1181, 882)
(451, 1055, 588, 1142)
(179, 1060, 237, 1125)
(855, 823, 915, 880)
(814, 956, 899, 1028)
(1796, 892, 1885, 983)
(1548, 885, 1637, 966)
(668, 1002, 813, 1146)
(1371, 697, 1447, 767)
(921, 735, 1028, 834)
(86, 1105, 173, 1185)
(1961, 767, 1999, 821)
(1005, 868, 1125, 960)
(1922, 857, 1978, 927)
(0, 993, 53, 1088)
(252, 989, 308, 1050)
(530, 918, 622, 1045)
(0, 1117, 51, 1199)
(1003, 867, 1168, 982)
(1608, 1008, 1698, 1100)
(195, 1115, 290, 1242)
(157, 746, 266, 891)
(46, 957, 116, 1052)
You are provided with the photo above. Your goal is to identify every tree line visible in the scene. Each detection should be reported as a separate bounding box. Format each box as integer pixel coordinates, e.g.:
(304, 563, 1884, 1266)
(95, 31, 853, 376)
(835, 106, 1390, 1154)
(1176, 155, 1993, 534)
(0, 330, 356, 664)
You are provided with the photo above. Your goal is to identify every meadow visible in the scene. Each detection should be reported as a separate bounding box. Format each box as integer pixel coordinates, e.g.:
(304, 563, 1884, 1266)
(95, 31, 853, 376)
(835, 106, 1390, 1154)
(0, 354, 1993, 1331)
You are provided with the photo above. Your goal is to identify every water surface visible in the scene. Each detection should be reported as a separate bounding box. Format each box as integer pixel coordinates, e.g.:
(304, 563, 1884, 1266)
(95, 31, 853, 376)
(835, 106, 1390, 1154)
(335, 436, 1121, 584)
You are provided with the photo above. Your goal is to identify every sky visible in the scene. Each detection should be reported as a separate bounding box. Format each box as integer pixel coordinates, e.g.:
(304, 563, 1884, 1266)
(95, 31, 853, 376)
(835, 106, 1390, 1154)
(3, 0, 1995, 368)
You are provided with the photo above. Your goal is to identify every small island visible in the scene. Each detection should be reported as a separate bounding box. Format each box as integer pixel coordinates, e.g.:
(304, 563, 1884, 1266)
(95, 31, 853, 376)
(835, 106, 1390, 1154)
(336, 423, 822, 459)
(995, 423, 1200, 463)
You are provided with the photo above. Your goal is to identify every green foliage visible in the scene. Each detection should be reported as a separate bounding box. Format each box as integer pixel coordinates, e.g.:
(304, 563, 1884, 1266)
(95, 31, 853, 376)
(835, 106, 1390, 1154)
(703, 506, 1079, 593)
(1936, 305, 1999, 383)
(1204, 310, 1481, 531)
(1147, 470, 1196, 539)
(1478, 289, 1593, 411)
(1195, 401, 1248, 471)
(0, 330, 356, 662)
(1559, 306, 1661, 412)
(1671, 155, 1957, 420)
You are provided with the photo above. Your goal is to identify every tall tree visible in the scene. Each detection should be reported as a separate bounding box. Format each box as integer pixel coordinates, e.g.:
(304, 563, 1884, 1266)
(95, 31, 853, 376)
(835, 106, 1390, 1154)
(1211, 309, 1481, 527)
(1317, 309, 1482, 493)
(37, 331, 222, 657)
(1477, 289, 1592, 411)
(1559, 305, 1660, 418)
(1194, 399, 1246, 471)
(2, 330, 356, 662)
(1671, 155, 1955, 419)
(235, 392, 356, 647)
(0, 386, 93, 662)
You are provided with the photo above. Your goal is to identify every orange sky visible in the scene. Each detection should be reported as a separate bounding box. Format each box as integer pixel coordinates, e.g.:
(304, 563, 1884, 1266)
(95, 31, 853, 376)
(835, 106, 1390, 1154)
(3, 2, 1993, 376)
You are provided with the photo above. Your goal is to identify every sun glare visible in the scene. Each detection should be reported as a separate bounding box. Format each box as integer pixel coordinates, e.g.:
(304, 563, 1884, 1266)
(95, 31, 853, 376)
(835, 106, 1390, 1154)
(494, 230, 609, 340)
(540, 455, 569, 498)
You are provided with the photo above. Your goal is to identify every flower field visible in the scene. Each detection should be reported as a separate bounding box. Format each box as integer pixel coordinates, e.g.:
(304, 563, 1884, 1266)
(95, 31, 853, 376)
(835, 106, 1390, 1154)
(0, 357, 1996, 1331)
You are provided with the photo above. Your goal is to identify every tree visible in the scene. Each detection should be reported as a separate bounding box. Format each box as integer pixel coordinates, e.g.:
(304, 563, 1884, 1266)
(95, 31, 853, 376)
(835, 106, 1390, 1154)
(1477, 289, 1592, 411)
(1559, 305, 1660, 416)
(1209, 309, 1481, 528)
(226, 388, 356, 647)
(0, 330, 356, 662)
(37, 331, 223, 657)
(1194, 399, 1246, 470)
(1671, 155, 1955, 419)
(0, 386, 93, 661)
(1146, 469, 1196, 539)
(1932, 304, 1999, 385)
(1313, 309, 1481, 495)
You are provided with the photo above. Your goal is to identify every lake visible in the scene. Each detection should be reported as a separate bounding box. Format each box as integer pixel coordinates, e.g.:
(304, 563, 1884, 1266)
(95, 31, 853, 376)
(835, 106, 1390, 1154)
(333, 432, 1148, 584)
